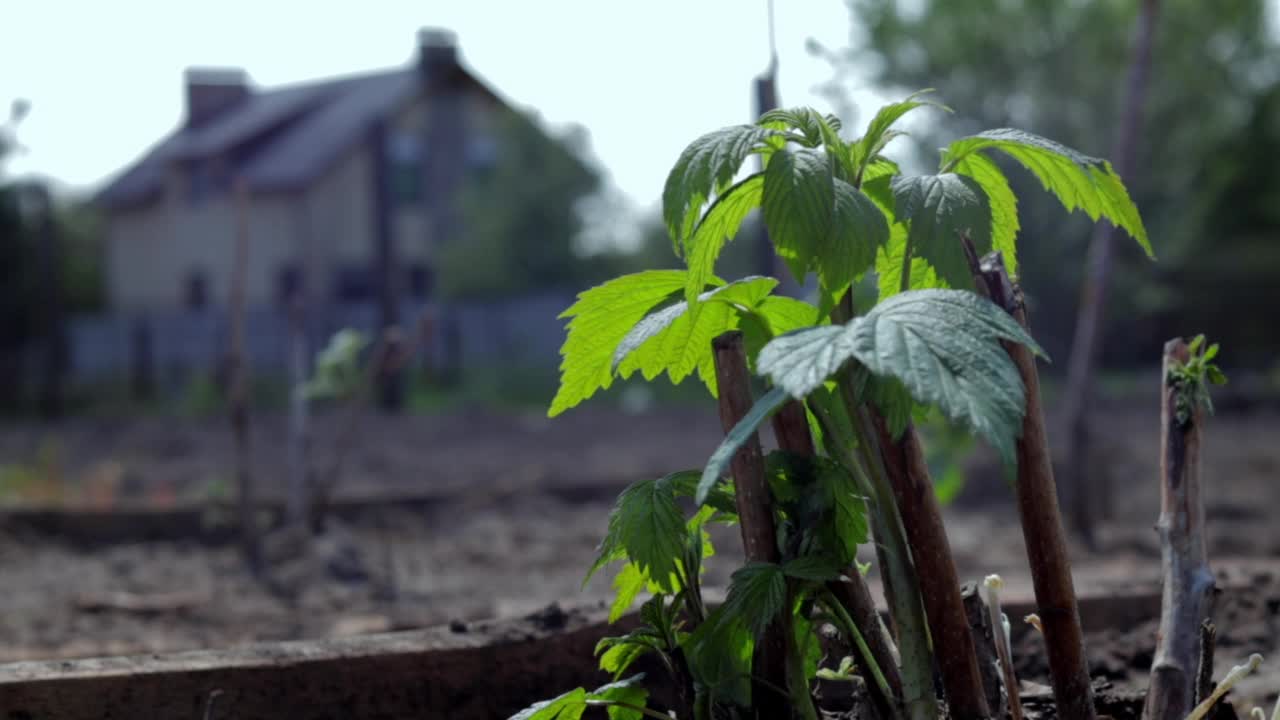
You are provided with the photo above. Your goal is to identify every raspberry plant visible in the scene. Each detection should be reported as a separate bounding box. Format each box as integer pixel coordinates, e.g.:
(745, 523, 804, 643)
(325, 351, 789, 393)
(515, 92, 1149, 720)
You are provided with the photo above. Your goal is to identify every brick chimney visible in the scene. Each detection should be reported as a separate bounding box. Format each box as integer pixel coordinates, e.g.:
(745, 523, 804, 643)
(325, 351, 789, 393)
(184, 68, 249, 128)
(416, 28, 461, 89)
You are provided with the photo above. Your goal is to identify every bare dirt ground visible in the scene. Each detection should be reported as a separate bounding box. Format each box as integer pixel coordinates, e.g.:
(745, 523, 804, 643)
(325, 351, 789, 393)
(0, 396, 1278, 709)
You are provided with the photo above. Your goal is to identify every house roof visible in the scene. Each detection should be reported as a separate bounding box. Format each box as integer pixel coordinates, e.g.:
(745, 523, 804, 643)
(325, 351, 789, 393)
(95, 63, 478, 209)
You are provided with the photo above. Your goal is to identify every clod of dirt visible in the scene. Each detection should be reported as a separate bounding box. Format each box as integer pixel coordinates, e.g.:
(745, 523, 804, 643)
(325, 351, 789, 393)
(525, 602, 568, 631)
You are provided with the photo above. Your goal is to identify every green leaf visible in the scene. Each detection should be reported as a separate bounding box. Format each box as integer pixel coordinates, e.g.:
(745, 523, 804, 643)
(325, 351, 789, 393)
(739, 296, 823, 361)
(609, 562, 649, 622)
(951, 151, 1020, 275)
(664, 125, 781, 251)
(782, 556, 846, 582)
(588, 675, 651, 720)
(817, 179, 891, 294)
(763, 147, 835, 281)
(613, 276, 777, 389)
(597, 636, 659, 680)
(875, 220, 943, 299)
(758, 289, 1045, 464)
(793, 600, 822, 682)
(696, 386, 792, 505)
(662, 470, 737, 517)
(684, 174, 765, 303)
(942, 128, 1152, 257)
(851, 90, 947, 181)
(723, 562, 788, 637)
(758, 107, 843, 149)
(509, 687, 589, 720)
(850, 290, 1044, 464)
(550, 270, 689, 417)
(683, 609, 754, 707)
(604, 476, 687, 593)
(890, 173, 992, 289)
(818, 461, 869, 562)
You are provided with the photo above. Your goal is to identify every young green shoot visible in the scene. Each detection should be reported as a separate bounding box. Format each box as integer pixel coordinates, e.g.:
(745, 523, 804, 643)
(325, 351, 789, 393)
(1186, 654, 1265, 720)
(985, 574, 1023, 720)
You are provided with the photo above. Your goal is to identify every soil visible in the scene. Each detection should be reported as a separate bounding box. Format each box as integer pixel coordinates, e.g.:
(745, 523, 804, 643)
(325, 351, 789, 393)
(1, 398, 1278, 714)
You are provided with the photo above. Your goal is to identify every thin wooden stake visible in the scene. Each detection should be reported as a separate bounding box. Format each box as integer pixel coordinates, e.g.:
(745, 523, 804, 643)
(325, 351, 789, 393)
(230, 179, 260, 571)
(974, 252, 1096, 720)
(711, 330, 790, 718)
(1143, 338, 1216, 720)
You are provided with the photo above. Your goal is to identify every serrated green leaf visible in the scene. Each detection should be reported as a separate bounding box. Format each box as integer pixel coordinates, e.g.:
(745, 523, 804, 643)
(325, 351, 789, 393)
(613, 276, 777, 390)
(758, 107, 843, 149)
(696, 386, 792, 505)
(951, 152, 1020, 275)
(683, 608, 754, 707)
(662, 470, 737, 517)
(782, 556, 846, 582)
(861, 157, 901, 186)
(875, 220, 943, 299)
(851, 90, 947, 181)
(818, 461, 869, 562)
(588, 675, 650, 720)
(609, 562, 648, 622)
(1206, 365, 1228, 385)
(942, 128, 1151, 257)
(723, 562, 787, 637)
(684, 174, 765, 303)
(597, 640, 654, 681)
(609, 477, 686, 593)
(890, 173, 992, 289)
(664, 125, 781, 252)
(508, 687, 589, 720)
(849, 290, 1043, 464)
(550, 271, 690, 417)
(758, 289, 1045, 465)
(754, 326, 854, 400)
(739, 296, 823, 361)
(763, 147, 835, 281)
(818, 179, 891, 294)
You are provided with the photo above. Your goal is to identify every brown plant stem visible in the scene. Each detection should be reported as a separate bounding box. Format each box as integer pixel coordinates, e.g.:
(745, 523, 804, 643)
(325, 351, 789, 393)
(711, 330, 792, 719)
(868, 414, 991, 720)
(973, 251, 1096, 720)
(1143, 338, 1216, 720)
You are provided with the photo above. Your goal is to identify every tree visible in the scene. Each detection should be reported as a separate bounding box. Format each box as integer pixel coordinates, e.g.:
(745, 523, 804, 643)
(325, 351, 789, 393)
(437, 111, 601, 299)
(817, 0, 1279, 366)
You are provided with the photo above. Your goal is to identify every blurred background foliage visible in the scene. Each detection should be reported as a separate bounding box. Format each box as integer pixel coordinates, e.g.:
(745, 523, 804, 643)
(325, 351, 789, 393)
(814, 0, 1280, 370)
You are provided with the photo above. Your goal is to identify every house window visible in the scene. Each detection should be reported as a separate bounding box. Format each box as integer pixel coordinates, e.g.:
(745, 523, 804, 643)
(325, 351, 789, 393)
(277, 264, 304, 305)
(407, 264, 434, 300)
(386, 132, 422, 206)
(184, 268, 208, 310)
(332, 266, 373, 303)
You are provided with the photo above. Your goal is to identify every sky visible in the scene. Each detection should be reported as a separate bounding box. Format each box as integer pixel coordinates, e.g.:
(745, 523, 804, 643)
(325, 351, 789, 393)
(0, 0, 889, 213)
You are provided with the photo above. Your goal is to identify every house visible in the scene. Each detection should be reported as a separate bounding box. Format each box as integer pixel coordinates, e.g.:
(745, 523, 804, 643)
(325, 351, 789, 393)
(95, 29, 582, 329)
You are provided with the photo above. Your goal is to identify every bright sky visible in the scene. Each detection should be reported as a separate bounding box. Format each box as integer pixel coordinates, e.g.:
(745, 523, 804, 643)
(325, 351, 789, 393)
(0, 0, 888, 212)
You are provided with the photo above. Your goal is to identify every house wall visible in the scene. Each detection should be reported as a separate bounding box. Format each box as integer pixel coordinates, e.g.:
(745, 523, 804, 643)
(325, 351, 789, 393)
(104, 81, 504, 316)
(105, 191, 300, 313)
